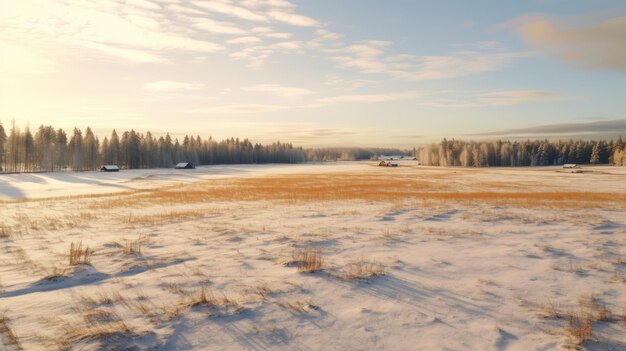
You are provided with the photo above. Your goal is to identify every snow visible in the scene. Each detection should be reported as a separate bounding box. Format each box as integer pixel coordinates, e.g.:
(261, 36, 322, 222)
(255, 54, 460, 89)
(0, 163, 365, 200)
(0, 163, 625, 350)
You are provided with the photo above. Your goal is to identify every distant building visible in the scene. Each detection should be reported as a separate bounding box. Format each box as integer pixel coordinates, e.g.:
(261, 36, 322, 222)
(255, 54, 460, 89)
(175, 162, 195, 169)
(378, 161, 398, 167)
(100, 165, 120, 172)
(563, 164, 578, 169)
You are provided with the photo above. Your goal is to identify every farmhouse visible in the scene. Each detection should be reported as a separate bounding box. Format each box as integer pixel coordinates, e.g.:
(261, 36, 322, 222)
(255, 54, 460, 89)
(175, 162, 195, 169)
(100, 165, 120, 172)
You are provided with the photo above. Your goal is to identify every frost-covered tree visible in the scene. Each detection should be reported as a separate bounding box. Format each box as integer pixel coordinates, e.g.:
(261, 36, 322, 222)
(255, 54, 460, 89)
(0, 122, 6, 171)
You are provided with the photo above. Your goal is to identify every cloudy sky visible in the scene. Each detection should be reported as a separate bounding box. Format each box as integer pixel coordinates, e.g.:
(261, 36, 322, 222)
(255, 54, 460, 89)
(1, 0, 625, 147)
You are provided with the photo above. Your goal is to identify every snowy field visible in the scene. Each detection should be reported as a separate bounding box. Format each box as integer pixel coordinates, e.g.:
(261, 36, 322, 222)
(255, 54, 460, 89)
(1, 162, 625, 350)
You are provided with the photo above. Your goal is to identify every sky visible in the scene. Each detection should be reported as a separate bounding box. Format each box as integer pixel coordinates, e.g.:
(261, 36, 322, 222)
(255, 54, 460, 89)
(1, 0, 626, 147)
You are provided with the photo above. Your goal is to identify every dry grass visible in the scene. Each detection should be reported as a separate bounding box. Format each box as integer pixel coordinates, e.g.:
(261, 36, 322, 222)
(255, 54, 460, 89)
(121, 210, 207, 225)
(61, 317, 139, 348)
(343, 260, 386, 281)
(80, 172, 626, 209)
(0, 224, 11, 239)
(276, 299, 318, 314)
(183, 285, 244, 317)
(288, 248, 323, 273)
(69, 241, 91, 266)
(190, 286, 235, 307)
(123, 236, 146, 256)
(251, 282, 271, 301)
(0, 313, 22, 349)
(42, 265, 70, 281)
(566, 309, 595, 345)
(537, 295, 616, 346)
(79, 290, 127, 307)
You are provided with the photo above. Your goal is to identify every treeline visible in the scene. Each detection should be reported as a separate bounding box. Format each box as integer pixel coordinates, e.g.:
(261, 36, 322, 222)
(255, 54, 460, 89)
(306, 147, 408, 161)
(419, 138, 626, 167)
(0, 121, 307, 173)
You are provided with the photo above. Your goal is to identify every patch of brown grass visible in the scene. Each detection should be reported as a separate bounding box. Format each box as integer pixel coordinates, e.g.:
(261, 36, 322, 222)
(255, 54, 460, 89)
(287, 248, 323, 273)
(121, 210, 207, 225)
(78, 290, 127, 307)
(566, 309, 595, 345)
(343, 260, 386, 281)
(4, 171, 625, 210)
(76, 172, 626, 210)
(190, 286, 235, 307)
(69, 241, 91, 266)
(123, 236, 145, 256)
(537, 295, 617, 347)
(182, 285, 244, 317)
(0, 224, 11, 239)
(42, 265, 70, 281)
(62, 318, 138, 347)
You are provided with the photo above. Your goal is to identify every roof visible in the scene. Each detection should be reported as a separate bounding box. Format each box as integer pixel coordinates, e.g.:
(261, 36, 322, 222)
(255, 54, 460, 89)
(175, 162, 194, 169)
(101, 165, 120, 170)
(563, 164, 578, 168)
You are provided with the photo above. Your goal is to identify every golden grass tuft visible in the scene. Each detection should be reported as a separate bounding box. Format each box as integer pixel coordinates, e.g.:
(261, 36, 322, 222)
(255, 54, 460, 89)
(566, 309, 595, 345)
(63, 319, 136, 346)
(0, 224, 11, 239)
(190, 286, 233, 307)
(42, 265, 70, 281)
(537, 295, 617, 346)
(181, 285, 244, 317)
(79, 290, 127, 307)
(343, 260, 386, 281)
(289, 248, 323, 273)
(123, 237, 144, 256)
(69, 241, 91, 266)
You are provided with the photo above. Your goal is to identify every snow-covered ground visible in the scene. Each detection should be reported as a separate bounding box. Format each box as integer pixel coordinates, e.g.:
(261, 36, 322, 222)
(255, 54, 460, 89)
(0, 163, 368, 200)
(0, 163, 625, 350)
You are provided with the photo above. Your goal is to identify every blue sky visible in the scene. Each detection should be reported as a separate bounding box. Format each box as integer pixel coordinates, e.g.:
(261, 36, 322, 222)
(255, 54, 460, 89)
(1, 0, 625, 147)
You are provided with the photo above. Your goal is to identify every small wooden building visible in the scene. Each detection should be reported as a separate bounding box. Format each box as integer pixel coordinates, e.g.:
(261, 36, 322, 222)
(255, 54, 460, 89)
(378, 161, 398, 167)
(100, 165, 120, 172)
(175, 162, 195, 169)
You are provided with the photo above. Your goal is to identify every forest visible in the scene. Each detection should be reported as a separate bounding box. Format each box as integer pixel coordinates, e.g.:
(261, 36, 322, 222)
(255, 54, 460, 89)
(1, 121, 625, 173)
(418, 138, 626, 167)
(0, 121, 405, 173)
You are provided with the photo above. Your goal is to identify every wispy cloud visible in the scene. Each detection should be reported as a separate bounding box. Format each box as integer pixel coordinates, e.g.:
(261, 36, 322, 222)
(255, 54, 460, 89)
(188, 17, 248, 34)
(181, 103, 288, 114)
(190, 0, 268, 22)
(144, 80, 204, 92)
(267, 11, 319, 27)
(507, 14, 626, 71)
(1, 1, 224, 65)
(420, 90, 567, 108)
(242, 84, 313, 98)
(467, 119, 626, 137)
(329, 40, 527, 80)
(318, 90, 424, 104)
(227, 36, 262, 44)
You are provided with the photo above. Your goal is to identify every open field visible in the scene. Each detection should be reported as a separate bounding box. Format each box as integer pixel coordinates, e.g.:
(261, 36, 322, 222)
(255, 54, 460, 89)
(1, 162, 625, 350)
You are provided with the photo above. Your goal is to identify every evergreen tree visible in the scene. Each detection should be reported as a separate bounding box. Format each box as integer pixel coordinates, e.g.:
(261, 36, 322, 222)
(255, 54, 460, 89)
(69, 128, 83, 170)
(0, 122, 6, 172)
